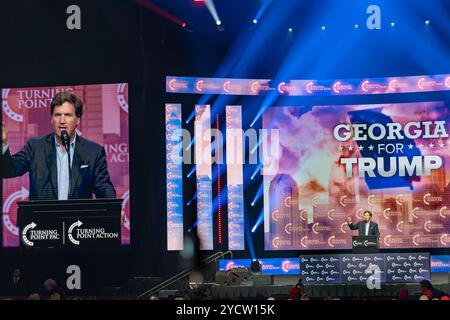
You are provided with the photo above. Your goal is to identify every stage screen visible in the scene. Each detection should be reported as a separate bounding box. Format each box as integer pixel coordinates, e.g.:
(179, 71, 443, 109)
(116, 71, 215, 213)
(263, 101, 450, 250)
(2, 83, 130, 247)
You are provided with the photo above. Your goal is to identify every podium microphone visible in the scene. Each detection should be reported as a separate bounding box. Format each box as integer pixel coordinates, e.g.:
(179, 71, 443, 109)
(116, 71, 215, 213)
(61, 130, 70, 153)
(61, 130, 72, 196)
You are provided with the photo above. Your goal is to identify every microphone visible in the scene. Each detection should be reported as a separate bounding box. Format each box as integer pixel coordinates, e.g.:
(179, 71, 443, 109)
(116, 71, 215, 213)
(61, 130, 72, 197)
(61, 130, 70, 153)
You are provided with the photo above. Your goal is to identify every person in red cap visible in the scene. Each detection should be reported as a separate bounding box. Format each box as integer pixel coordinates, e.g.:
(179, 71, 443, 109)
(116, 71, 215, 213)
(422, 288, 433, 299)
(398, 289, 409, 300)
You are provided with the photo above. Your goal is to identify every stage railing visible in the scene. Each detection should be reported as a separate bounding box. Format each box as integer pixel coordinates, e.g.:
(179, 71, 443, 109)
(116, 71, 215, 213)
(137, 251, 233, 299)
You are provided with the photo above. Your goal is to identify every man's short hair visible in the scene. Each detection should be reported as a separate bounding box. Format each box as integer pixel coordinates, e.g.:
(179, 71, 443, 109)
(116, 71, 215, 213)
(363, 210, 373, 217)
(50, 91, 83, 118)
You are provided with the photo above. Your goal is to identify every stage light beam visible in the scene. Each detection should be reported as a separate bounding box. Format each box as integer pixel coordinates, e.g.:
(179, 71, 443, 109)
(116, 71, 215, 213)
(186, 192, 197, 206)
(250, 163, 263, 180)
(251, 210, 264, 233)
(204, 0, 222, 27)
(253, 0, 273, 26)
(187, 166, 196, 178)
(250, 184, 264, 207)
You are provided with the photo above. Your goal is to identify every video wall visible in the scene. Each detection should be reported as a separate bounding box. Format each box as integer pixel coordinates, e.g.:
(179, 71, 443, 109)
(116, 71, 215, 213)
(165, 74, 450, 252)
(1, 83, 130, 247)
(264, 102, 450, 250)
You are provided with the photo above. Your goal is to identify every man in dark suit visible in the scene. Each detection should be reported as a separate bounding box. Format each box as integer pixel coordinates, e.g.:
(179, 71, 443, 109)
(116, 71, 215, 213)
(347, 210, 380, 237)
(1, 92, 123, 221)
(6, 268, 26, 297)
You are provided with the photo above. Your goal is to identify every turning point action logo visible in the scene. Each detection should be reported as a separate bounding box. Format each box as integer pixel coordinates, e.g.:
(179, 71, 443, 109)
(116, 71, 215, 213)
(68, 220, 119, 245)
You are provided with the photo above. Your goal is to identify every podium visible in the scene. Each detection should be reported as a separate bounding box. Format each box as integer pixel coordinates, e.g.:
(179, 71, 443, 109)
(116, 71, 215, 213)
(17, 199, 123, 249)
(352, 236, 379, 253)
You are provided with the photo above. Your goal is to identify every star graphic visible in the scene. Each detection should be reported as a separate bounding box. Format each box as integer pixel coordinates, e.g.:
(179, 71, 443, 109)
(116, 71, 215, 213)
(429, 143, 435, 149)
(358, 145, 364, 151)
(338, 145, 343, 151)
(348, 145, 354, 151)
(439, 143, 446, 148)
(408, 144, 413, 149)
(368, 145, 374, 151)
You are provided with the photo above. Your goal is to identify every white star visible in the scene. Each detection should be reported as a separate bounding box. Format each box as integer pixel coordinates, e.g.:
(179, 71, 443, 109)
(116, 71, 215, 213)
(428, 143, 435, 149)
(338, 145, 343, 151)
(358, 145, 364, 151)
(348, 145, 354, 151)
(439, 143, 445, 148)
(368, 145, 374, 151)
(408, 144, 413, 149)
(418, 144, 424, 149)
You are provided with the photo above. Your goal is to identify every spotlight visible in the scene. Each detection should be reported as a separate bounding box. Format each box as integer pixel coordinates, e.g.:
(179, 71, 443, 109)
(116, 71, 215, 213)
(253, 19, 258, 24)
(425, 20, 430, 25)
(390, 22, 395, 27)
(321, 26, 326, 30)
(216, 20, 222, 26)
(288, 27, 293, 32)
(354, 24, 359, 29)
(182, 22, 187, 28)
(250, 260, 262, 273)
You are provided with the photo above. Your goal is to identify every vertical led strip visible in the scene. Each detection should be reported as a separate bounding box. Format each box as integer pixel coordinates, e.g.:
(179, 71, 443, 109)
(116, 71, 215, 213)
(195, 105, 214, 250)
(226, 105, 245, 250)
(216, 114, 223, 244)
(165, 104, 184, 251)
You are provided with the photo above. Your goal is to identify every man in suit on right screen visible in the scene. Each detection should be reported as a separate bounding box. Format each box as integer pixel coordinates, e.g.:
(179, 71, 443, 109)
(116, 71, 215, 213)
(347, 210, 380, 237)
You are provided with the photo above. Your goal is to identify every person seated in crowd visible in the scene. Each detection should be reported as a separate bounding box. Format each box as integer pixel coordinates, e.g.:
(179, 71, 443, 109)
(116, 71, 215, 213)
(421, 288, 433, 300)
(49, 292, 61, 300)
(299, 294, 310, 300)
(398, 289, 409, 300)
(295, 278, 305, 295)
(419, 280, 446, 299)
(288, 287, 299, 300)
(39, 278, 66, 300)
(28, 292, 40, 300)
